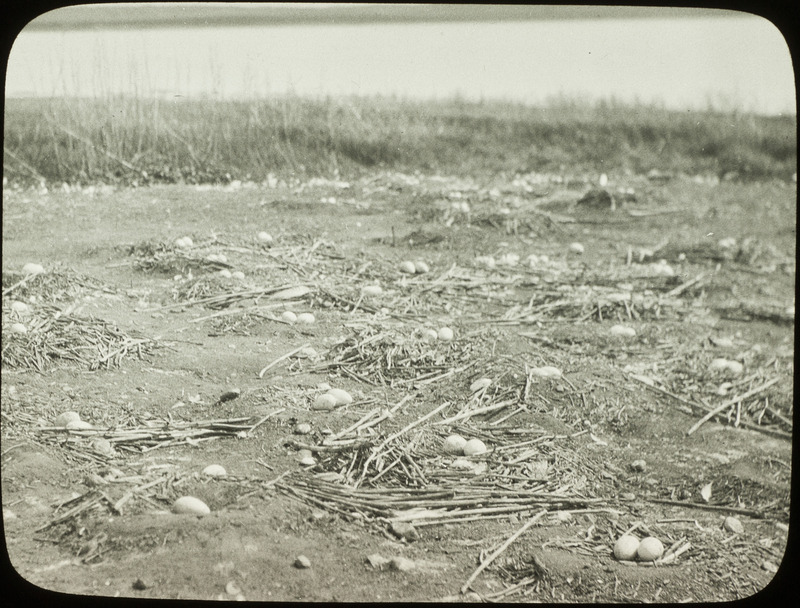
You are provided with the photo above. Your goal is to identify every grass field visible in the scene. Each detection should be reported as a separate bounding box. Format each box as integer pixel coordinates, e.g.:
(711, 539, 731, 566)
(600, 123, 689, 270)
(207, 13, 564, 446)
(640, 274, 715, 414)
(4, 96, 796, 188)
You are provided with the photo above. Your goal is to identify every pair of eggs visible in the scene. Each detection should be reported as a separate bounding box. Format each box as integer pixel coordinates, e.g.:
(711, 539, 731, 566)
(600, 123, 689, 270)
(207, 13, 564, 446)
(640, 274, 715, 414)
(443, 434, 487, 456)
(613, 535, 664, 561)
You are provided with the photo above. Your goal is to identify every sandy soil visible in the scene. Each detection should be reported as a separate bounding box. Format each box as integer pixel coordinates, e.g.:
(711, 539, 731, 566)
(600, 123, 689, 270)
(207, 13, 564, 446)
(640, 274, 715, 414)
(2, 171, 794, 603)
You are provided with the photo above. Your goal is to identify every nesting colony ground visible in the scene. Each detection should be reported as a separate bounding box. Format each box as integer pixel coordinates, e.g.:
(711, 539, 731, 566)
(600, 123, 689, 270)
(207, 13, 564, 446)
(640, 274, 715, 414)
(1, 169, 794, 602)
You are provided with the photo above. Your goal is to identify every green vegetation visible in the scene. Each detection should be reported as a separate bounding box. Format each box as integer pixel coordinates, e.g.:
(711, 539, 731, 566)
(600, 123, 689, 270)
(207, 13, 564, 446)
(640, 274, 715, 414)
(3, 95, 796, 187)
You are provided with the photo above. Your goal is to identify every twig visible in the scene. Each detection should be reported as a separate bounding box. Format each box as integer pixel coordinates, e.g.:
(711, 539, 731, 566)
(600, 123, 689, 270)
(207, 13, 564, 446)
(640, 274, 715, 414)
(357, 400, 449, 486)
(647, 498, 764, 518)
(663, 273, 705, 298)
(460, 509, 547, 594)
(258, 343, 310, 378)
(247, 408, 285, 434)
(687, 377, 781, 435)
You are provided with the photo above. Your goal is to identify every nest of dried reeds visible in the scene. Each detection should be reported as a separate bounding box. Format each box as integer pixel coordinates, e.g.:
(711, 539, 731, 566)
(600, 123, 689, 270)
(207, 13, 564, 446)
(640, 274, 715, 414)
(1, 303, 157, 371)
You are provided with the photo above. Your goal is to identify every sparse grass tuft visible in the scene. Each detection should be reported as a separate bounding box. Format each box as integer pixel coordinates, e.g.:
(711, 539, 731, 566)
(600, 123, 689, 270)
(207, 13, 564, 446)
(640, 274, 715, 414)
(3, 94, 796, 187)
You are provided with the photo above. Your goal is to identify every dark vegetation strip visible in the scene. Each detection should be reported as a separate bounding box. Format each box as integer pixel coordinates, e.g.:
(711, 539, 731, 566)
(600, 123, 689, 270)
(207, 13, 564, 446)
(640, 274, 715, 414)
(3, 95, 796, 187)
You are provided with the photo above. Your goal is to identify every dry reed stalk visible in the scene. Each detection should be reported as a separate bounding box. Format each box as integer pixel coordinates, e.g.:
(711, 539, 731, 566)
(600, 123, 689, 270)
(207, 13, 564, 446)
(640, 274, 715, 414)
(258, 343, 310, 378)
(460, 509, 548, 594)
(687, 377, 781, 435)
(356, 400, 449, 486)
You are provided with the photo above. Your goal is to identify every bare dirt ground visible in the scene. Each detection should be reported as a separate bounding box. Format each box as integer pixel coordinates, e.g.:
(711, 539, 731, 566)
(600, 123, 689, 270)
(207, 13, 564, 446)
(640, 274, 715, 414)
(1, 171, 794, 603)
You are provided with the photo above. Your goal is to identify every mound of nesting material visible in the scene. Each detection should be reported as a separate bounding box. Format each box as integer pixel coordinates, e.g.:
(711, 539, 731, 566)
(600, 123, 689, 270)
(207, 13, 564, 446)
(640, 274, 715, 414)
(128, 238, 230, 275)
(2, 268, 111, 303)
(1, 304, 157, 371)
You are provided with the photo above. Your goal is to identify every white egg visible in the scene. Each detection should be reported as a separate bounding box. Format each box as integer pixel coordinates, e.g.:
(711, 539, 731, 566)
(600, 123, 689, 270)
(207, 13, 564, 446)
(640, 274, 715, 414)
(443, 434, 467, 455)
(22, 263, 44, 275)
(462, 438, 487, 456)
(219, 269, 232, 278)
(10, 323, 27, 334)
(11, 301, 30, 314)
(313, 394, 338, 410)
(569, 242, 585, 254)
(636, 537, 664, 561)
(437, 327, 454, 341)
(475, 255, 496, 269)
(66, 420, 93, 430)
(414, 261, 430, 274)
(498, 253, 520, 266)
(54, 411, 82, 427)
(257, 231, 274, 244)
(326, 388, 353, 405)
(202, 464, 227, 477)
(609, 325, 636, 338)
(421, 328, 439, 342)
(281, 310, 297, 323)
(399, 260, 417, 274)
(175, 237, 193, 249)
(173, 496, 211, 516)
(231, 271, 246, 280)
(469, 378, 492, 393)
(529, 366, 562, 379)
(294, 423, 312, 435)
(708, 358, 743, 375)
(362, 285, 383, 296)
(296, 312, 315, 324)
(614, 535, 640, 560)
(450, 458, 475, 470)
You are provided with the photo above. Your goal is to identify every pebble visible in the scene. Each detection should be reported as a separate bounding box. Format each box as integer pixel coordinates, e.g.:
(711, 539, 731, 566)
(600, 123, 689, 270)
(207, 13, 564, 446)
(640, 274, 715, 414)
(389, 521, 419, 542)
(469, 378, 492, 393)
(761, 560, 778, 573)
(294, 423, 312, 435)
(91, 438, 116, 457)
(630, 459, 647, 472)
(723, 516, 744, 534)
(294, 555, 312, 569)
(389, 556, 415, 572)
